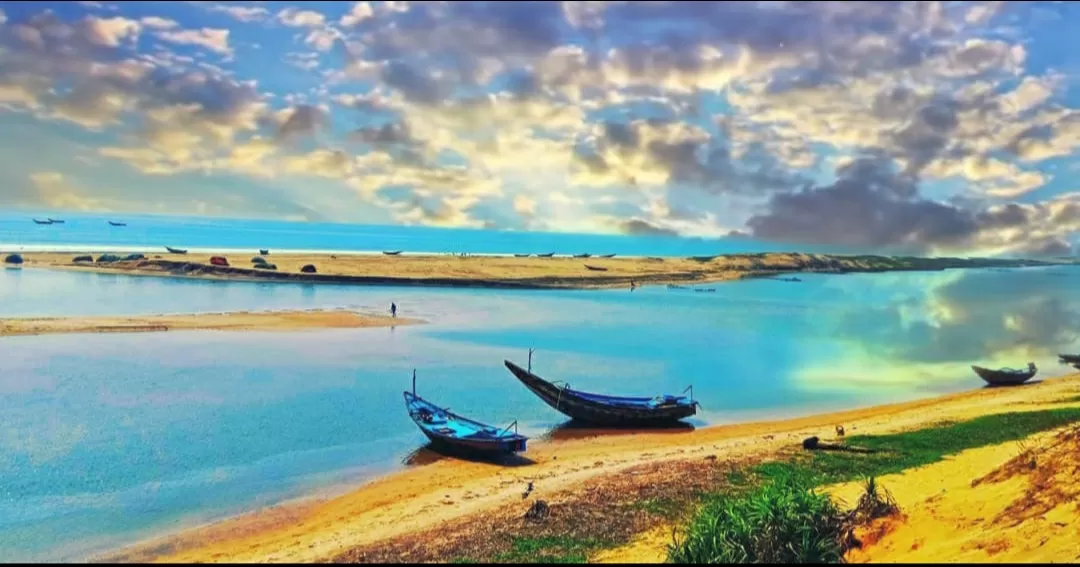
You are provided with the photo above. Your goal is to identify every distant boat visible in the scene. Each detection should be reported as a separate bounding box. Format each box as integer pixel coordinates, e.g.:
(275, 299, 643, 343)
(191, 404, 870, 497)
(48, 218, 65, 224)
(383, 251, 403, 256)
(108, 221, 127, 227)
(514, 254, 530, 258)
(165, 246, 188, 254)
(405, 371, 528, 456)
(537, 253, 555, 258)
(1059, 354, 1080, 365)
(504, 353, 699, 426)
(599, 254, 616, 258)
(573, 254, 591, 259)
(32, 219, 53, 225)
(584, 265, 608, 272)
(972, 363, 1037, 387)
(259, 249, 270, 255)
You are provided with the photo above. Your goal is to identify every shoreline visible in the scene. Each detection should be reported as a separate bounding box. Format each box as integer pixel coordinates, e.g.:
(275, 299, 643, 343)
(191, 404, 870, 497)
(101, 374, 1080, 563)
(6, 251, 1072, 291)
(0, 309, 418, 338)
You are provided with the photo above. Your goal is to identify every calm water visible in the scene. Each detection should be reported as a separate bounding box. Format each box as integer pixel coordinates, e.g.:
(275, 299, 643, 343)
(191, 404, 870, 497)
(2, 264, 1080, 561)
(0, 211, 853, 257)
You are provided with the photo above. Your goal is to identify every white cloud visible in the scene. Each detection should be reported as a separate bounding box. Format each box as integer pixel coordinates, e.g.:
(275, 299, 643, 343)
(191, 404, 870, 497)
(140, 16, 178, 30)
(82, 16, 141, 47)
(208, 4, 270, 23)
(340, 2, 374, 27)
(156, 28, 232, 56)
(277, 7, 326, 28)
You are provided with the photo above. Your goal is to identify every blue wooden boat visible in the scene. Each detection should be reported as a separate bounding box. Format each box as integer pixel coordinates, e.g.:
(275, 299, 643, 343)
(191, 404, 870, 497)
(404, 372, 527, 456)
(33, 219, 53, 225)
(166, 246, 188, 254)
(504, 351, 698, 426)
(108, 221, 127, 227)
(972, 363, 1037, 387)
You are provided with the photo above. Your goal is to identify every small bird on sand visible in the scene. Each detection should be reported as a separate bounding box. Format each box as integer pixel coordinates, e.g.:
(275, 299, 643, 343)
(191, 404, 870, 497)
(835, 425, 845, 437)
(522, 481, 534, 500)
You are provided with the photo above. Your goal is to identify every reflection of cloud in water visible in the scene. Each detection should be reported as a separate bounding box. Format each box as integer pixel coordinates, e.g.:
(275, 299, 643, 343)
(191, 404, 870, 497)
(799, 268, 1080, 391)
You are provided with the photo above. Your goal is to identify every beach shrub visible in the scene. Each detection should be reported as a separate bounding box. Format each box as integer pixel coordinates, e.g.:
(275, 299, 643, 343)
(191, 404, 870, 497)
(667, 472, 849, 564)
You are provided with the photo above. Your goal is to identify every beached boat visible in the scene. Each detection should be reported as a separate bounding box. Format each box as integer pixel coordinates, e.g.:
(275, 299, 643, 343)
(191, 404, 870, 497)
(48, 218, 65, 224)
(971, 363, 1037, 386)
(404, 372, 528, 456)
(4, 253, 24, 265)
(584, 264, 608, 272)
(32, 219, 53, 225)
(537, 253, 555, 258)
(259, 249, 270, 255)
(165, 246, 188, 254)
(573, 254, 591, 258)
(514, 254, 530, 258)
(1058, 354, 1080, 365)
(504, 354, 698, 426)
(599, 254, 616, 258)
(108, 221, 127, 227)
(383, 251, 403, 256)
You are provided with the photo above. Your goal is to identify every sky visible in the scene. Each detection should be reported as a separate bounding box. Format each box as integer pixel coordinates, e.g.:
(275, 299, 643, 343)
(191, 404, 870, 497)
(2, 1, 1080, 257)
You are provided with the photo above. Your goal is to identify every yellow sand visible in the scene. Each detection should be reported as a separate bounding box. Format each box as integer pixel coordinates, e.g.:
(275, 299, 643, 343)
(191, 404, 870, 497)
(101, 375, 1080, 563)
(0, 310, 418, 337)
(14, 251, 891, 289)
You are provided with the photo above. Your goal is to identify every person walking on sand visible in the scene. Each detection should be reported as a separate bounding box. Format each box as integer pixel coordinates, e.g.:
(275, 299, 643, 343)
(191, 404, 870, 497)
(390, 302, 397, 318)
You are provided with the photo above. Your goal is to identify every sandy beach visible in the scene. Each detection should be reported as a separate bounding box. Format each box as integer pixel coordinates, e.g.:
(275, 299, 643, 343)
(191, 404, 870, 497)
(8, 251, 1066, 290)
(101, 374, 1080, 564)
(0, 310, 417, 338)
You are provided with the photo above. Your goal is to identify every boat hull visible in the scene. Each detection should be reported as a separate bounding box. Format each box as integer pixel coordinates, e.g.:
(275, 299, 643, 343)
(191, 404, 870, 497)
(404, 391, 528, 457)
(971, 365, 1036, 386)
(419, 429, 527, 455)
(504, 361, 697, 426)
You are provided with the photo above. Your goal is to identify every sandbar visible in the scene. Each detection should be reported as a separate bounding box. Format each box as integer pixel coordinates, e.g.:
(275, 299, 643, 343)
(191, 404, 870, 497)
(0, 309, 418, 338)
(7, 251, 1068, 290)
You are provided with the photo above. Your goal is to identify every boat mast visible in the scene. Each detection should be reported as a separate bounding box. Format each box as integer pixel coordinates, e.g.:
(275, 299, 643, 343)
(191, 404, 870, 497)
(528, 348, 534, 373)
(412, 369, 416, 395)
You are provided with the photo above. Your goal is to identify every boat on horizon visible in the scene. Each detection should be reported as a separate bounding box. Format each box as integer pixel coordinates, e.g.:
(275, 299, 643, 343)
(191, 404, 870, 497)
(573, 253, 592, 258)
(404, 371, 528, 456)
(383, 250, 403, 256)
(32, 219, 53, 225)
(504, 351, 699, 426)
(1059, 354, 1080, 365)
(47, 218, 65, 224)
(537, 252, 555, 258)
(165, 246, 188, 254)
(972, 363, 1037, 387)
(599, 254, 616, 258)
(108, 221, 127, 227)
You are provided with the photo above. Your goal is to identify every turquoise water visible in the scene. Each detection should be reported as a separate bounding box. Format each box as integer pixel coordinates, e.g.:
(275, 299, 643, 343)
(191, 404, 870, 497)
(2, 264, 1080, 561)
(0, 211, 853, 256)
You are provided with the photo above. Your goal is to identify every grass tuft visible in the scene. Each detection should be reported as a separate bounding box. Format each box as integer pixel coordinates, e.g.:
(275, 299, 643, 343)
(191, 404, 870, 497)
(493, 535, 605, 564)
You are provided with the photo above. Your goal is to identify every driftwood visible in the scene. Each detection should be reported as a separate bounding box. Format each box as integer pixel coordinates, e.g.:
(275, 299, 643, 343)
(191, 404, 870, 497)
(802, 436, 877, 454)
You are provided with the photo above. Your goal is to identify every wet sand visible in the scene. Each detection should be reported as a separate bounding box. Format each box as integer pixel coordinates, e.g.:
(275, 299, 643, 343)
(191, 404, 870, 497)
(0, 310, 418, 337)
(101, 375, 1080, 564)
(9, 251, 1064, 290)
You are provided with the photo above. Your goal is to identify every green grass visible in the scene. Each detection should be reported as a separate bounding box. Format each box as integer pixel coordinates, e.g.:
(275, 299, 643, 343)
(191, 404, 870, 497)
(669, 408, 1080, 564)
(756, 408, 1080, 487)
(493, 535, 607, 564)
(668, 471, 848, 564)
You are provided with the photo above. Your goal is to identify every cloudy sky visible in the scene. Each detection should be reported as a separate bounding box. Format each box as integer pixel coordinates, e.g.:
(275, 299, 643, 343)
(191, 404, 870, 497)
(1, 1, 1080, 256)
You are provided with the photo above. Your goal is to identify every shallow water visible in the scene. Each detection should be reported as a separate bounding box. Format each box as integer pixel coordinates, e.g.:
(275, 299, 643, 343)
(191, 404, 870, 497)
(2, 265, 1079, 561)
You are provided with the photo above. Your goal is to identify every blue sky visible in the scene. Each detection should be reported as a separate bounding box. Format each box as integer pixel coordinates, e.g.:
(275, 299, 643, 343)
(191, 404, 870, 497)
(1, 1, 1080, 256)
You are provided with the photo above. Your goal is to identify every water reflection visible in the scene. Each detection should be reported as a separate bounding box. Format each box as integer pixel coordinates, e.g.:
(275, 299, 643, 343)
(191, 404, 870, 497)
(401, 444, 535, 468)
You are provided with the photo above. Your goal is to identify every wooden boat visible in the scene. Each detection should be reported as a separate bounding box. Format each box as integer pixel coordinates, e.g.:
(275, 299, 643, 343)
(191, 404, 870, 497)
(537, 253, 555, 258)
(404, 371, 528, 456)
(1058, 354, 1080, 365)
(32, 219, 53, 225)
(48, 218, 65, 224)
(504, 353, 698, 426)
(971, 363, 1037, 386)
(383, 251, 403, 256)
(599, 254, 616, 258)
(165, 246, 188, 254)
(573, 254, 591, 258)
(584, 264, 608, 272)
(260, 249, 270, 255)
(514, 254, 530, 258)
(209, 256, 229, 267)
(108, 221, 127, 227)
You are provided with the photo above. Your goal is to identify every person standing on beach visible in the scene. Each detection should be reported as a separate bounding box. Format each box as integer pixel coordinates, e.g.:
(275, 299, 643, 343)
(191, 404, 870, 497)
(391, 302, 397, 318)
